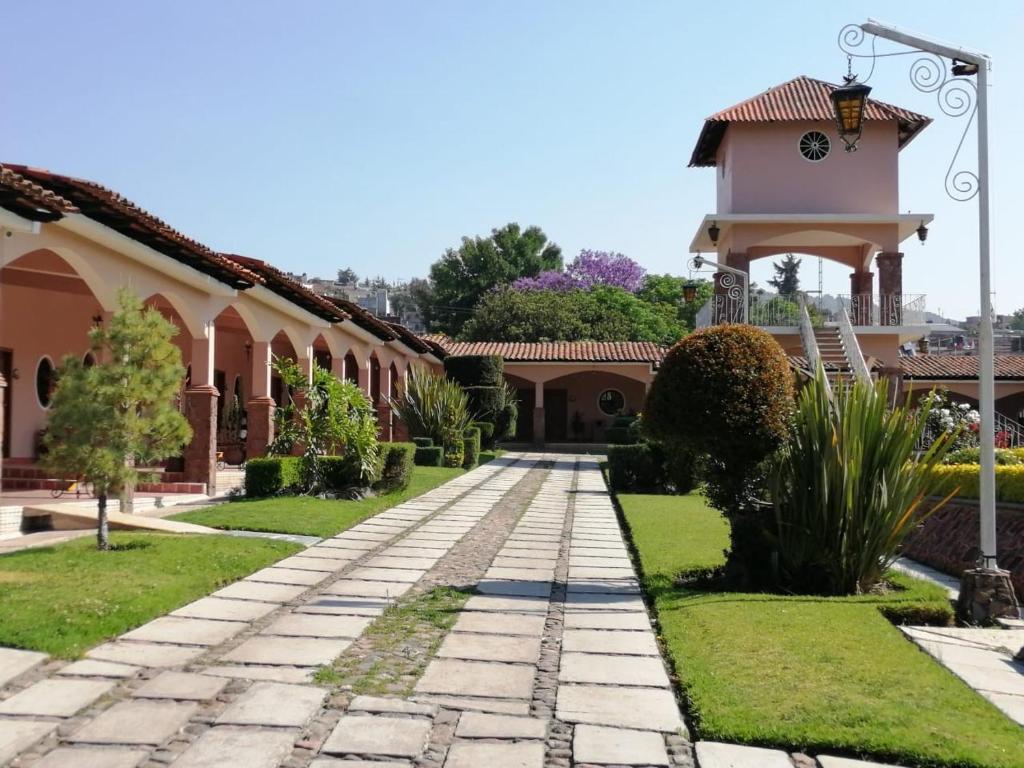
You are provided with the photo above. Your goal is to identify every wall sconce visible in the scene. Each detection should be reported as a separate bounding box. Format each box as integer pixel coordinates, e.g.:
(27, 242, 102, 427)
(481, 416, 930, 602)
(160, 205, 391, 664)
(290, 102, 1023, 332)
(916, 221, 929, 244)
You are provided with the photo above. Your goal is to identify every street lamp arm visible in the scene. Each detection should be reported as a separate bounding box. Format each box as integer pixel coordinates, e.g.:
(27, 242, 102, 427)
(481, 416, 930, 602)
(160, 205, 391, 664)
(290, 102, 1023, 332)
(690, 255, 747, 280)
(861, 19, 989, 66)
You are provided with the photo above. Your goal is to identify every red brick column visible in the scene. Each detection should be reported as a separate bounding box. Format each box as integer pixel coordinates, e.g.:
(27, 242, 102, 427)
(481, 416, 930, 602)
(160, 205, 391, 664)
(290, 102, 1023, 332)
(183, 385, 218, 495)
(246, 397, 275, 459)
(392, 416, 409, 443)
(848, 270, 874, 325)
(876, 252, 904, 326)
(376, 404, 393, 442)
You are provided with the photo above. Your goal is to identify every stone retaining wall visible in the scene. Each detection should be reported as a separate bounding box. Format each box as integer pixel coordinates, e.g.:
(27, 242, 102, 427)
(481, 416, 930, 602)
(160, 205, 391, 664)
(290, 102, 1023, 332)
(902, 499, 1024, 596)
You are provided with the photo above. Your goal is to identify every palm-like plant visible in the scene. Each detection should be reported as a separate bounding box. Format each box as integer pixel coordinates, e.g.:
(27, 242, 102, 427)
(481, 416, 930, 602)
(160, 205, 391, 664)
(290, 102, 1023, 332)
(771, 365, 959, 595)
(389, 367, 472, 450)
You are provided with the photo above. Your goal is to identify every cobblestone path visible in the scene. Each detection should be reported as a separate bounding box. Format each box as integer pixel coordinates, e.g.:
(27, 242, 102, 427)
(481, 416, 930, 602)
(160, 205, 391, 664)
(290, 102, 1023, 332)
(0, 452, 913, 768)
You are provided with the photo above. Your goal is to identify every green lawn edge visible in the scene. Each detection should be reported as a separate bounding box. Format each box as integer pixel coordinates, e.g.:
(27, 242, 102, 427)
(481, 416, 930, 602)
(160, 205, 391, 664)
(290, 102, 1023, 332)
(170, 465, 465, 537)
(616, 492, 1024, 768)
(0, 532, 300, 658)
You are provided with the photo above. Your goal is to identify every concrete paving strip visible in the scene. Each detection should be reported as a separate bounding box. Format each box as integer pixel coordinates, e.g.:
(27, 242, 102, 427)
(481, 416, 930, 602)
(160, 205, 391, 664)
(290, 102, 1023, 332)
(0, 678, 115, 717)
(0, 648, 48, 688)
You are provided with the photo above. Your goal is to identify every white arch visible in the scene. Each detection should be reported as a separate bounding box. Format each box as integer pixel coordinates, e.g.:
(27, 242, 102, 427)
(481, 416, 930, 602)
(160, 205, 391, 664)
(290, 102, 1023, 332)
(4, 246, 117, 311)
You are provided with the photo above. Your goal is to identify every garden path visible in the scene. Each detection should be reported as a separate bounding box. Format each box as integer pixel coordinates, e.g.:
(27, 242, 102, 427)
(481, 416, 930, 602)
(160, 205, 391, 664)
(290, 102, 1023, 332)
(0, 452, 920, 767)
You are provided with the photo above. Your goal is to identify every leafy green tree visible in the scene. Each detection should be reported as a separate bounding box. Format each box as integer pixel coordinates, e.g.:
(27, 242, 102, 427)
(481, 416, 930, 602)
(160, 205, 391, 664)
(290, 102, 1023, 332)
(462, 286, 686, 345)
(336, 267, 358, 284)
(638, 275, 713, 331)
(41, 290, 192, 550)
(1011, 308, 1024, 331)
(768, 253, 801, 295)
(414, 223, 562, 336)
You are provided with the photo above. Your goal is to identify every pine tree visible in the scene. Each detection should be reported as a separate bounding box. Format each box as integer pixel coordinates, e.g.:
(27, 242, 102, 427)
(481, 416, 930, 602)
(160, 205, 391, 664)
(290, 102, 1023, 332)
(768, 253, 801, 295)
(41, 289, 192, 549)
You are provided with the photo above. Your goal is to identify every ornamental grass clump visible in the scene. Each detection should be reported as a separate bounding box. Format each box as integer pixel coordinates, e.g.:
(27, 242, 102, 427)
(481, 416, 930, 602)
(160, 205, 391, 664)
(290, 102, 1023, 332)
(389, 368, 472, 460)
(771, 366, 959, 595)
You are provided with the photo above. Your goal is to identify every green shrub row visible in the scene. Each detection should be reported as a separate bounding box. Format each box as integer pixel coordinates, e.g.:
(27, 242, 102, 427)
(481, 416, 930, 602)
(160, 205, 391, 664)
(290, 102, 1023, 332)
(942, 446, 1024, 465)
(245, 457, 304, 497)
(414, 446, 443, 467)
(933, 464, 1024, 503)
(607, 443, 697, 494)
(473, 421, 495, 449)
(413, 436, 434, 448)
(605, 414, 639, 445)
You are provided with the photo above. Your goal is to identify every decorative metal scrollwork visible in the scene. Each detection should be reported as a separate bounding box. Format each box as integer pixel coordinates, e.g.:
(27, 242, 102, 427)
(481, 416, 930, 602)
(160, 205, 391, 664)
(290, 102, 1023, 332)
(838, 23, 979, 202)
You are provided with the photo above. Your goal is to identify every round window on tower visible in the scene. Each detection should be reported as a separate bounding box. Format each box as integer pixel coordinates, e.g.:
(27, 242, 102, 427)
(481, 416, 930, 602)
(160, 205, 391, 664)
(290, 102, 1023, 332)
(798, 131, 831, 162)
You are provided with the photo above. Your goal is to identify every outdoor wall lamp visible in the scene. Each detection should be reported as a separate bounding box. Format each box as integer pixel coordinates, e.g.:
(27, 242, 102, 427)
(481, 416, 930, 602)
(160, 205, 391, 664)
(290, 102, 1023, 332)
(829, 71, 872, 152)
(916, 221, 929, 243)
(682, 280, 699, 304)
(707, 222, 720, 246)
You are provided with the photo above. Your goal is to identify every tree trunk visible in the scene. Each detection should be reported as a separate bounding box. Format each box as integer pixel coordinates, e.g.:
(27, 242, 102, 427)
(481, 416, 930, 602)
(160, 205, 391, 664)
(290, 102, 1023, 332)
(96, 493, 110, 550)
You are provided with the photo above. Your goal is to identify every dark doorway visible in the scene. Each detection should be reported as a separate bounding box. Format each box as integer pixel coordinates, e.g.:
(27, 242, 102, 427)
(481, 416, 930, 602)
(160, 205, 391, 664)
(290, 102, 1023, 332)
(344, 352, 359, 385)
(544, 389, 568, 441)
(515, 387, 534, 441)
(0, 349, 12, 458)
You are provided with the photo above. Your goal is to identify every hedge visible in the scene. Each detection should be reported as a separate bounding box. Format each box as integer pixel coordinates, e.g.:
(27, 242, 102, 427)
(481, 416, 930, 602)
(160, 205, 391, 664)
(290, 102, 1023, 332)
(464, 386, 504, 421)
(413, 436, 434, 448)
(933, 464, 1024, 503)
(245, 457, 303, 497)
(463, 426, 481, 469)
(319, 455, 367, 491)
(473, 421, 495, 449)
(444, 355, 504, 388)
(495, 403, 517, 441)
(943, 447, 1024, 466)
(443, 440, 465, 468)
(605, 415, 639, 445)
(607, 442, 697, 494)
(414, 445, 443, 467)
(374, 442, 416, 493)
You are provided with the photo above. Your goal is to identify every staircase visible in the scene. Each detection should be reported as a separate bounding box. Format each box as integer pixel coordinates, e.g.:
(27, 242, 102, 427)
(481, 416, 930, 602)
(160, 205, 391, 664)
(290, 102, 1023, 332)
(813, 326, 856, 389)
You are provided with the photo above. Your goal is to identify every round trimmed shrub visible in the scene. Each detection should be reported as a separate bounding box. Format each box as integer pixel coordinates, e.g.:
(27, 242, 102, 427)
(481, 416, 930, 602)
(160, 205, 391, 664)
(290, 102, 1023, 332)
(464, 386, 504, 420)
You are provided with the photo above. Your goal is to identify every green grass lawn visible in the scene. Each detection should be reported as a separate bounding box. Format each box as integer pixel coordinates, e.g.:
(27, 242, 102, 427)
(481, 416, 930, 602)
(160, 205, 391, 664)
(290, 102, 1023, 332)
(0, 533, 299, 658)
(170, 465, 465, 537)
(619, 492, 1024, 768)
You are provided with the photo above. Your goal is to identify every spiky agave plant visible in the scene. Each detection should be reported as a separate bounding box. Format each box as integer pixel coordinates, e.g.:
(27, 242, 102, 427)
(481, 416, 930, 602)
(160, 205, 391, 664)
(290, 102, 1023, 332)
(389, 367, 472, 449)
(770, 365, 959, 595)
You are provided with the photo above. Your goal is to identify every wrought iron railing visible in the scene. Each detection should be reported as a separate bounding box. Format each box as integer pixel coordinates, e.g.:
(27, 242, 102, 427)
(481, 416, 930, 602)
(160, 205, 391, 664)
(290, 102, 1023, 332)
(798, 298, 831, 399)
(994, 412, 1024, 448)
(696, 293, 926, 328)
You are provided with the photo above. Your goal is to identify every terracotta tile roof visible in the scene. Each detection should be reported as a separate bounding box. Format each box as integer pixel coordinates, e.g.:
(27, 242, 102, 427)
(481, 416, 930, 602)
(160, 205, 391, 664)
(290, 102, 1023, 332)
(690, 75, 932, 167)
(222, 254, 348, 323)
(386, 321, 433, 354)
(323, 296, 399, 342)
(902, 355, 1024, 380)
(2, 164, 258, 288)
(0, 166, 79, 220)
(424, 338, 665, 364)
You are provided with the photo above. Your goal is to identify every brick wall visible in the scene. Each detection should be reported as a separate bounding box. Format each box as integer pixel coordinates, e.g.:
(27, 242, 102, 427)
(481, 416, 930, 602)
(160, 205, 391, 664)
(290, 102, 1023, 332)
(902, 500, 1024, 596)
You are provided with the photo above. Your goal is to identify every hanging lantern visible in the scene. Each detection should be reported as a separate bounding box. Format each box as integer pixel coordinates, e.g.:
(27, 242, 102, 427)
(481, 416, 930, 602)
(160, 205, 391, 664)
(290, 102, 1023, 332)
(917, 221, 929, 244)
(830, 76, 872, 152)
(707, 222, 720, 246)
(682, 280, 699, 304)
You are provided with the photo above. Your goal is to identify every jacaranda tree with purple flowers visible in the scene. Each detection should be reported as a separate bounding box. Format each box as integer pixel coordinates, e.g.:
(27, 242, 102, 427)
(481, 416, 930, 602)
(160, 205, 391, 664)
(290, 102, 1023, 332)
(513, 250, 646, 294)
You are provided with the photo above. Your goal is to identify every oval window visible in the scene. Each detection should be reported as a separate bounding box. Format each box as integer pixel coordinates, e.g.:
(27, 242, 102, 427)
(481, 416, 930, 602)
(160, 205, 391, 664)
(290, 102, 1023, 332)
(36, 357, 55, 409)
(798, 130, 831, 162)
(597, 389, 625, 416)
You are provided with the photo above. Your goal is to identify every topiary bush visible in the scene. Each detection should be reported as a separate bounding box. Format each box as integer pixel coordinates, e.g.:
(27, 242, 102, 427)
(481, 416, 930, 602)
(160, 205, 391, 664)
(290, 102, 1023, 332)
(463, 426, 481, 469)
(373, 442, 416, 493)
(319, 455, 370, 491)
(607, 444, 665, 492)
(245, 457, 303, 497)
(443, 440, 465, 468)
(413, 436, 434, 448)
(644, 324, 794, 588)
(605, 414, 639, 445)
(444, 355, 504, 388)
(495, 398, 518, 441)
(473, 421, 495, 449)
(464, 386, 504, 421)
(414, 445, 444, 467)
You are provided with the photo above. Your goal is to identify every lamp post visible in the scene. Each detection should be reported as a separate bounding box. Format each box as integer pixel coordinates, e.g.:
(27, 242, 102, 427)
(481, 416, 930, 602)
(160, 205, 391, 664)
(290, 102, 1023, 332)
(690, 254, 749, 324)
(837, 20, 1019, 621)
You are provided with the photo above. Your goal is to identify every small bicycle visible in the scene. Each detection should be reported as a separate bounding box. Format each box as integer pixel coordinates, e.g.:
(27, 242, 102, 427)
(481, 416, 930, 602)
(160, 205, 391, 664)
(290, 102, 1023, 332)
(50, 478, 93, 499)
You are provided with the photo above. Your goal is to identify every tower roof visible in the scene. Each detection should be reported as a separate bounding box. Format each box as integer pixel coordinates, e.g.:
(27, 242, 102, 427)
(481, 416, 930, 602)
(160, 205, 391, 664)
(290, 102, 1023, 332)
(689, 75, 931, 167)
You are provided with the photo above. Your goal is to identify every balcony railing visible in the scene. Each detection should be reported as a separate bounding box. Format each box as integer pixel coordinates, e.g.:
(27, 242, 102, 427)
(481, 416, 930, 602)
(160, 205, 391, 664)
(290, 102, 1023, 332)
(697, 293, 926, 329)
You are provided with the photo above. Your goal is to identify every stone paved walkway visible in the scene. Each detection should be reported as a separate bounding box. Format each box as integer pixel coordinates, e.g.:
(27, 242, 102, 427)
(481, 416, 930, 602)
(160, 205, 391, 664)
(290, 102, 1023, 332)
(0, 452, 933, 767)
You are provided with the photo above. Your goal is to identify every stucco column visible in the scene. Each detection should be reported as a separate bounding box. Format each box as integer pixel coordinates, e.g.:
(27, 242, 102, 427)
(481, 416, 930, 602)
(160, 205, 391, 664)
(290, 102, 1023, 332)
(713, 251, 749, 324)
(876, 252, 904, 326)
(0, 373, 6, 479)
(357, 358, 371, 398)
(183, 323, 218, 495)
(532, 379, 545, 445)
(289, 352, 314, 456)
(246, 340, 275, 459)
(330, 355, 345, 382)
(849, 270, 874, 325)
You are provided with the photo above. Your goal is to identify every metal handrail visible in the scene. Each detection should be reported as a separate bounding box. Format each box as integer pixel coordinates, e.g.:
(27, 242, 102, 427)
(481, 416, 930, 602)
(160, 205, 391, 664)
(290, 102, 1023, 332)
(799, 298, 832, 399)
(836, 305, 872, 384)
(994, 411, 1024, 448)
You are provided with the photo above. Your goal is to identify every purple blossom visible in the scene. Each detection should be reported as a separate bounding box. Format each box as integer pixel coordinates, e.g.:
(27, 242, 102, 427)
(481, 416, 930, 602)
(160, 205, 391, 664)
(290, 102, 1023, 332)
(512, 250, 646, 294)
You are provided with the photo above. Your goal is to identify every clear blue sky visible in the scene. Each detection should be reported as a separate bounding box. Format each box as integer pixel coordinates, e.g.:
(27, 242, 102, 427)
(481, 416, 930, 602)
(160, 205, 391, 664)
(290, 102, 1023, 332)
(2, 1, 1021, 319)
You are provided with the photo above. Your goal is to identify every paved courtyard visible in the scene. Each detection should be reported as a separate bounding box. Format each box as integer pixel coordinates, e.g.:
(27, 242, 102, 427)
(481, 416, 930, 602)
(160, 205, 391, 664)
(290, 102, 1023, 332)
(0, 453, 914, 767)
